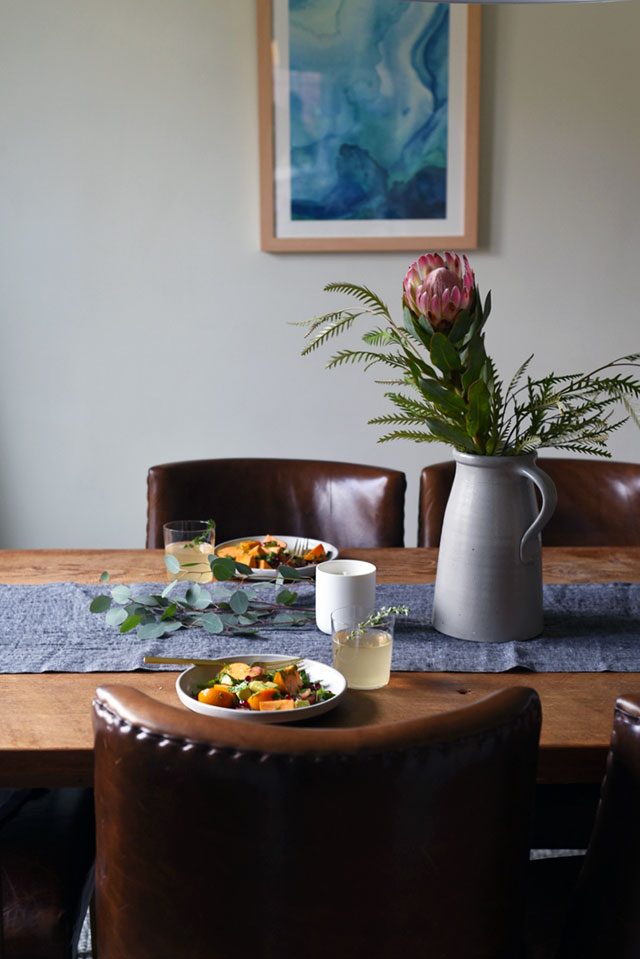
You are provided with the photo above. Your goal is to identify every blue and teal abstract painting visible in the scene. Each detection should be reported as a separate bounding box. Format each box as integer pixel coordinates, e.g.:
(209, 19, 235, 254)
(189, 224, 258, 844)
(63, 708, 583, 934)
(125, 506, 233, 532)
(288, 0, 449, 222)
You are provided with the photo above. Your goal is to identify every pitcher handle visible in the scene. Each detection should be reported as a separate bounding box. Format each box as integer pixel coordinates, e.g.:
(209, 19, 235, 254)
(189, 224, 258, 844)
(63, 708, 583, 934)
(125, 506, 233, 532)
(517, 461, 558, 564)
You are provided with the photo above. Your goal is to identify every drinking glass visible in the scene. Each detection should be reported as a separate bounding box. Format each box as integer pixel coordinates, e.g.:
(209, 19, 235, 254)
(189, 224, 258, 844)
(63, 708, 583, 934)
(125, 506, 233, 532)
(163, 520, 216, 582)
(331, 605, 394, 690)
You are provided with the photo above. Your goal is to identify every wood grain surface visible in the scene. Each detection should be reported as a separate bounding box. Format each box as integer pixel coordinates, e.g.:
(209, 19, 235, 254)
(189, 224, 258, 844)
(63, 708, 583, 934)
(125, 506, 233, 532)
(1, 547, 639, 787)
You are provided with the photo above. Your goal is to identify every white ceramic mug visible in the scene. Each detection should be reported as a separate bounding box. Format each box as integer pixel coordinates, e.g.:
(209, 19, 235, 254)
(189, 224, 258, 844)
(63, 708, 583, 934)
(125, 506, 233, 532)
(315, 559, 376, 634)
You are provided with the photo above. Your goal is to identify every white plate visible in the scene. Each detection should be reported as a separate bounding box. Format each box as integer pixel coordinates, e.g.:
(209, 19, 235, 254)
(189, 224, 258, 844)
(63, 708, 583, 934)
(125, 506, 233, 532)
(176, 655, 347, 724)
(213, 534, 338, 580)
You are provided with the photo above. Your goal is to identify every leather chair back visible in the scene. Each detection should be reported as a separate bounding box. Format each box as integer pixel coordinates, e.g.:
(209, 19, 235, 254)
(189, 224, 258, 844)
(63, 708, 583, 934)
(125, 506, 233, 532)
(559, 694, 640, 959)
(146, 457, 406, 548)
(0, 788, 95, 959)
(418, 458, 640, 547)
(93, 684, 541, 959)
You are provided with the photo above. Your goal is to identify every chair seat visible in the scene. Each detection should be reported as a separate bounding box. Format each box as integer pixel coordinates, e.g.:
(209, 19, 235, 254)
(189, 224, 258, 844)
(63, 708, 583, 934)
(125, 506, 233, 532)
(1, 788, 95, 959)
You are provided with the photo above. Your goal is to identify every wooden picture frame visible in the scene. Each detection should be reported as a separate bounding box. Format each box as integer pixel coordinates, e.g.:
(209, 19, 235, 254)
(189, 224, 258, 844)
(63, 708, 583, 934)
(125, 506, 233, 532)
(257, 0, 480, 253)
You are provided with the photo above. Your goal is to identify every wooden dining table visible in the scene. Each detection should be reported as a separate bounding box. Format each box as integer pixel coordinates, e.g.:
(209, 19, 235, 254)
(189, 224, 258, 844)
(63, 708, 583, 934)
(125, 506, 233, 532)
(1, 546, 639, 789)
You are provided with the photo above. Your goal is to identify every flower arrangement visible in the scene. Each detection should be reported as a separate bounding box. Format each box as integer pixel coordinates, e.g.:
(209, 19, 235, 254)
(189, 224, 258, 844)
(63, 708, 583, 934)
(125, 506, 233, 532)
(299, 252, 640, 457)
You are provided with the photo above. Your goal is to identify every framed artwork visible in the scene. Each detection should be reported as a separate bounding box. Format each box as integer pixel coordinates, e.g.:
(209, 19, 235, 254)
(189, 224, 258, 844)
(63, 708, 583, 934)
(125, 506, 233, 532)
(257, 0, 480, 253)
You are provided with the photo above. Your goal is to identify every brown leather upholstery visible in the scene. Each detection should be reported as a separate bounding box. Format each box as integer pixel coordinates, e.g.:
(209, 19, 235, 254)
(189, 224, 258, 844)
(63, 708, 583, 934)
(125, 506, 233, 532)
(418, 458, 640, 547)
(0, 788, 95, 959)
(558, 695, 640, 958)
(146, 458, 406, 548)
(93, 684, 541, 959)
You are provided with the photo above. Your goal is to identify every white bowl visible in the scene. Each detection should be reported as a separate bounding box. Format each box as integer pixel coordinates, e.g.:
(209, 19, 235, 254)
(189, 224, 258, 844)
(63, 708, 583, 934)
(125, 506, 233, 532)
(176, 654, 347, 724)
(213, 535, 339, 580)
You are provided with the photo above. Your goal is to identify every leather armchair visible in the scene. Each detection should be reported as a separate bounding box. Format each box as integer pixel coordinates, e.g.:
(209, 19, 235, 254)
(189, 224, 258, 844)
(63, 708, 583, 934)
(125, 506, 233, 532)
(557, 694, 640, 958)
(0, 788, 95, 958)
(146, 457, 406, 548)
(418, 458, 640, 547)
(92, 684, 541, 959)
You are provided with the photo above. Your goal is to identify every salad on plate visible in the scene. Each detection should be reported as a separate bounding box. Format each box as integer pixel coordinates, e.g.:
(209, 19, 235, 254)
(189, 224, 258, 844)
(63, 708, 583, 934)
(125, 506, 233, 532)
(214, 534, 338, 578)
(195, 660, 334, 712)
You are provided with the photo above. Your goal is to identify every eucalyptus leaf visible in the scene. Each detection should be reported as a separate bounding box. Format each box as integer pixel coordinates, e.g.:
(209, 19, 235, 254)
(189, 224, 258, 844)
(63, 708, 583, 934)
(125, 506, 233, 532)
(160, 603, 178, 621)
(132, 594, 160, 607)
(164, 554, 181, 575)
(185, 585, 211, 610)
(210, 557, 236, 581)
(277, 565, 302, 580)
(137, 622, 169, 641)
(230, 591, 250, 615)
(200, 612, 224, 634)
(161, 580, 178, 598)
(111, 585, 132, 605)
(212, 586, 232, 601)
(272, 612, 299, 625)
(234, 561, 254, 577)
(119, 614, 142, 633)
(105, 606, 128, 627)
(99, 571, 110, 583)
(89, 595, 111, 614)
(275, 588, 297, 606)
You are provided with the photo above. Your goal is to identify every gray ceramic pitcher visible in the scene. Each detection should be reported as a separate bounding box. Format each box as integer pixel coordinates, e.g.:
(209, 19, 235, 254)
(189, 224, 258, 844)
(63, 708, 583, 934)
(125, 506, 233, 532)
(432, 452, 557, 643)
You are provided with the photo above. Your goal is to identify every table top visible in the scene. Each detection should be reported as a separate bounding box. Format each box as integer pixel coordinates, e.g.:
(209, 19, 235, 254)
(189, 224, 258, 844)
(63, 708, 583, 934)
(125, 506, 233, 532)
(1, 546, 639, 788)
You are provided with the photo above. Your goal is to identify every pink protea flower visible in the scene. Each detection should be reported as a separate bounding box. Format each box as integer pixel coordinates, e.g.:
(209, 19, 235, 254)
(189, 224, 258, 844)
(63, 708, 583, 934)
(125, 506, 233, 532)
(403, 251, 476, 333)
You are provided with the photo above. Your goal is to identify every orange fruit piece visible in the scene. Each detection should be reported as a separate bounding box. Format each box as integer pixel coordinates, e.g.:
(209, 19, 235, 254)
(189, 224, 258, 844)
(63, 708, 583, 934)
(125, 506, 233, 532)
(259, 699, 295, 711)
(197, 685, 238, 709)
(247, 689, 279, 711)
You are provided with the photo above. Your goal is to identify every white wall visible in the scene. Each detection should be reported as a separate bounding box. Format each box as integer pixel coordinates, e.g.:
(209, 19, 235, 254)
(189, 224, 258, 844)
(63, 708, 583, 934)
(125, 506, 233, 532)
(0, 0, 638, 549)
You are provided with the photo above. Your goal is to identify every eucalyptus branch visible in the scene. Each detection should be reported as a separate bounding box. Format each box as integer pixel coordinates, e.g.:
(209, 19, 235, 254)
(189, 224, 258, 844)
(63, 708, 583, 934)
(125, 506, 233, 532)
(90, 558, 313, 641)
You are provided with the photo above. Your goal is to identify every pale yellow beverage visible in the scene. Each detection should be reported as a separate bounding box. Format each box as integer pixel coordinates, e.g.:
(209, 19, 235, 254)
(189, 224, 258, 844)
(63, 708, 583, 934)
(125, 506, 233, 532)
(165, 541, 214, 583)
(332, 628, 392, 690)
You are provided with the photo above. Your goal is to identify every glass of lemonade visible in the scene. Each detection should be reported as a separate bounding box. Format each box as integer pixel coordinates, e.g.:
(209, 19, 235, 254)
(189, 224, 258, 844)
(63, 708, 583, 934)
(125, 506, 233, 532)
(331, 605, 394, 690)
(163, 520, 216, 583)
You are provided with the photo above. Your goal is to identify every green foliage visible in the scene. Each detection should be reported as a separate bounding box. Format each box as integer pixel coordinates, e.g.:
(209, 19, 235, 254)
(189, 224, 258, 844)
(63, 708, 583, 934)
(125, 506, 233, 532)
(299, 281, 640, 457)
(90, 558, 313, 640)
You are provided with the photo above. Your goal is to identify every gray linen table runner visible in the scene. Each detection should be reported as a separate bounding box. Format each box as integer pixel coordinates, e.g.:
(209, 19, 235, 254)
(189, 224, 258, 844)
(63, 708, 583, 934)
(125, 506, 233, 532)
(1, 580, 639, 673)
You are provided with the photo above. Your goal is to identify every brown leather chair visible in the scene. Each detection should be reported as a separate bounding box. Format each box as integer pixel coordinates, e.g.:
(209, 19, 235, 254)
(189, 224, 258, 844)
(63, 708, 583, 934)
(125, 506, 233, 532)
(0, 788, 95, 958)
(418, 458, 640, 547)
(556, 694, 640, 958)
(526, 694, 640, 958)
(92, 684, 541, 959)
(146, 458, 406, 548)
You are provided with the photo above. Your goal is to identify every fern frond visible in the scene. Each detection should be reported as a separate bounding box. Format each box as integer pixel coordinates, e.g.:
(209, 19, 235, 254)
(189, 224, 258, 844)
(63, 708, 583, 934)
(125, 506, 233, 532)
(296, 309, 352, 335)
(376, 430, 444, 444)
(324, 349, 382, 369)
(301, 312, 359, 355)
(384, 392, 434, 416)
(324, 283, 391, 318)
(621, 396, 640, 430)
(505, 354, 534, 400)
(368, 413, 429, 427)
(326, 350, 409, 371)
(362, 327, 394, 347)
